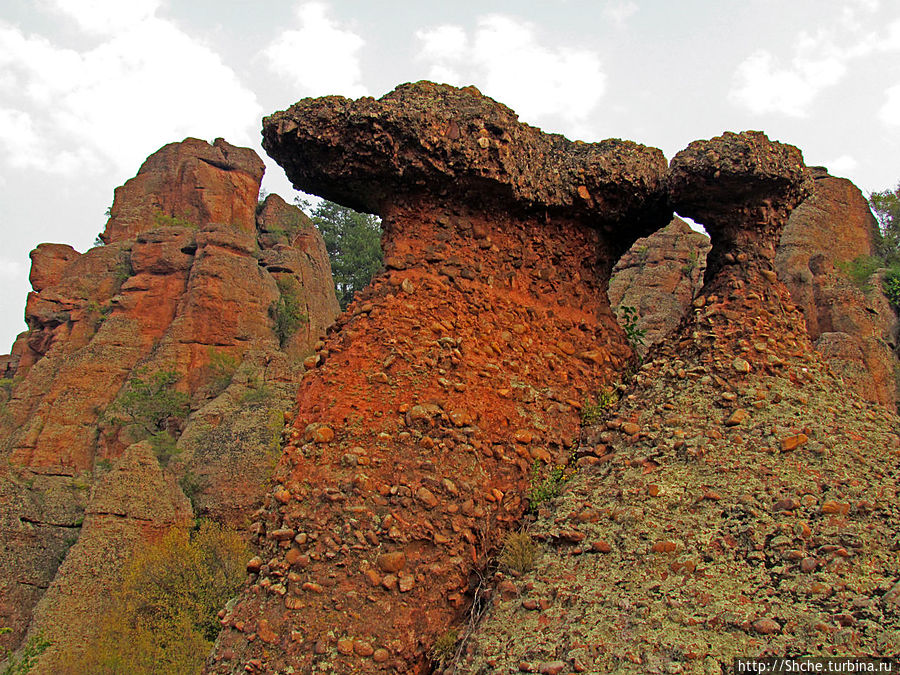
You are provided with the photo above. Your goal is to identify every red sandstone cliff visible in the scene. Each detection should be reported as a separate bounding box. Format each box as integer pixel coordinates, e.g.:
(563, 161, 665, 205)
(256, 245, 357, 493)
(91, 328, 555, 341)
(0, 138, 339, 669)
(776, 166, 898, 408)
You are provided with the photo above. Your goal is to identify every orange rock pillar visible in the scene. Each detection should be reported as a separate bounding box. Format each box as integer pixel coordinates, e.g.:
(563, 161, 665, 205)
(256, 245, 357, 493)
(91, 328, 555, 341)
(208, 82, 671, 673)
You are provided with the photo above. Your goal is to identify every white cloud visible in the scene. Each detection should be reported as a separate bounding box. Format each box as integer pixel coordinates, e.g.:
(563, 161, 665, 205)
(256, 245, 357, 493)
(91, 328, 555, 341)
(263, 3, 368, 98)
(0, 11, 262, 177)
(730, 7, 900, 118)
(48, 0, 159, 35)
(729, 41, 847, 118)
(416, 25, 467, 62)
(0, 258, 26, 280)
(880, 83, 900, 127)
(415, 15, 606, 131)
(602, 1, 638, 28)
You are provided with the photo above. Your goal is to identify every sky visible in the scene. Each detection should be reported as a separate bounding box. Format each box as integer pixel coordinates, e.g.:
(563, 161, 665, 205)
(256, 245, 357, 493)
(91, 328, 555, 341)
(1, 0, 899, 350)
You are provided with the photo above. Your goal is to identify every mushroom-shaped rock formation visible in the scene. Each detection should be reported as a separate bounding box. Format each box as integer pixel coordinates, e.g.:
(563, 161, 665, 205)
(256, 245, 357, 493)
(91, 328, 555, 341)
(669, 130, 812, 285)
(667, 131, 814, 368)
(456, 143, 900, 671)
(262, 80, 670, 265)
(208, 82, 671, 673)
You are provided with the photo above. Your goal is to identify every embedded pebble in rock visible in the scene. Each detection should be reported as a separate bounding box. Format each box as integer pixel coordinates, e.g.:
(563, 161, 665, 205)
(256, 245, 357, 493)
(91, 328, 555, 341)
(377, 551, 406, 574)
(207, 81, 671, 674)
(725, 409, 749, 426)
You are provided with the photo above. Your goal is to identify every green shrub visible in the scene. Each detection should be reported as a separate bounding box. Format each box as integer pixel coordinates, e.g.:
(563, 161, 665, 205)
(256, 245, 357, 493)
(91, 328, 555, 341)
(269, 277, 307, 348)
(152, 211, 198, 229)
(107, 370, 189, 465)
(1, 631, 50, 675)
(527, 462, 568, 512)
(499, 531, 537, 574)
(429, 629, 458, 667)
(882, 266, 900, 308)
(113, 254, 133, 286)
(178, 470, 205, 511)
(618, 305, 646, 350)
(581, 388, 619, 425)
(63, 521, 248, 675)
(240, 376, 271, 406)
(205, 349, 239, 397)
(838, 255, 882, 290)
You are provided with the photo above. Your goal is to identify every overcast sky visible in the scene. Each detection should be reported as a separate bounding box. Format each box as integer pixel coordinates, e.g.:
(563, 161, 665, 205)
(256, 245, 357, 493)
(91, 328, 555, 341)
(1, 0, 899, 351)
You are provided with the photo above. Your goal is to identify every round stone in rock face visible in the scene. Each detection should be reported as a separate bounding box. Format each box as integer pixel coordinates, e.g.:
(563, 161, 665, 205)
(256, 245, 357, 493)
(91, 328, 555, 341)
(376, 551, 406, 573)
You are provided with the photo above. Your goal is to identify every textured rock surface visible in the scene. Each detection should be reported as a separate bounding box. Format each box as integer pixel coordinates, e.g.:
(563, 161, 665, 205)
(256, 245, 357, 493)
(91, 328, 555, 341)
(608, 218, 710, 353)
(262, 80, 670, 263)
(208, 82, 671, 674)
(669, 130, 812, 283)
(0, 138, 338, 656)
(608, 166, 899, 408)
(102, 137, 265, 243)
(462, 133, 900, 671)
(776, 167, 898, 408)
(24, 442, 192, 673)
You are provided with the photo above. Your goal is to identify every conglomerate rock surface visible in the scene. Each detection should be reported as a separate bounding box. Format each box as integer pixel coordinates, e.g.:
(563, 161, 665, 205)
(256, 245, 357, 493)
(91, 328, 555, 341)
(0, 138, 339, 666)
(609, 166, 900, 409)
(459, 134, 900, 673)
(207, 82, 671, 674)
(608, 218, 710, 355)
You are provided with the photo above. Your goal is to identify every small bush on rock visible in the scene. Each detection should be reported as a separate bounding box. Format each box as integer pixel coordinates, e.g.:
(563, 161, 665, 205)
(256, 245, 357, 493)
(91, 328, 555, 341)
(429, 629, 458, 667)
(499, 531, 537, 574)
(270, 277, 307, 348)
(64, 521, 248, 675)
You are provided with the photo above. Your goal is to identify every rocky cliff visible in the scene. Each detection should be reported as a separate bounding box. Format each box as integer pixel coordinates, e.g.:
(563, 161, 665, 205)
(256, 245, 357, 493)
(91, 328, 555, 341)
(460, 133, 900, 672)
(0, 138, 339, 669)
(207, 94, 900, 674)
(776, 166, 898, 408)
(607, 217, 710, 354)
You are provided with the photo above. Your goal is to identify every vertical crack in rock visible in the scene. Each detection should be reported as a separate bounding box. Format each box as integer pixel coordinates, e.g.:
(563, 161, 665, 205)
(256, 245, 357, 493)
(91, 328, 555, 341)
(207, 82, 671, 673)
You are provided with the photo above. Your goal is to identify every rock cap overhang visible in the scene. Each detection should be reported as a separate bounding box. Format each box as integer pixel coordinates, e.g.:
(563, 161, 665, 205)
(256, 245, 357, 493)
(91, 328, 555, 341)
(262, 81, 671, 236)
(668, 130, 813, 231)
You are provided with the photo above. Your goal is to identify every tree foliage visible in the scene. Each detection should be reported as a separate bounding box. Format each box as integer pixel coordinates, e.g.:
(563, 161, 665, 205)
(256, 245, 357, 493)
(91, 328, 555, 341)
(107, 370, 189, 464)
(868, 183, 900, 308)
(63, 521, 248, 675)
(871, 183, 900, 261)
(269, 277, 307, 348)
(310, 199, 383, 309)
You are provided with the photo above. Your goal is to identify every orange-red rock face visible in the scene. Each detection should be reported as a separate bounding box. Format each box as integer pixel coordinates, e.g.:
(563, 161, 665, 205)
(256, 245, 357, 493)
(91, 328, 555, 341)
(0, 138, 339, 656)
(777, 167, 898, 408)
(211, 203, 632, 674)
(102, 137, 265, 243)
